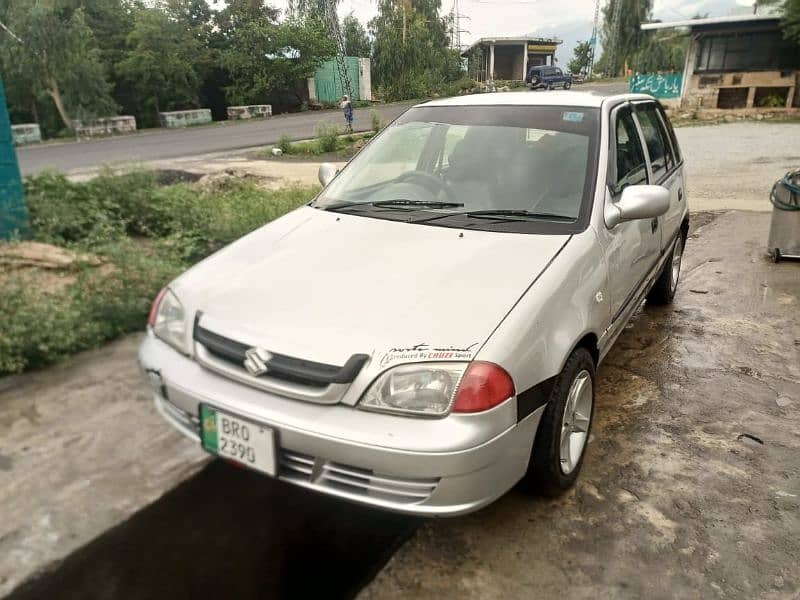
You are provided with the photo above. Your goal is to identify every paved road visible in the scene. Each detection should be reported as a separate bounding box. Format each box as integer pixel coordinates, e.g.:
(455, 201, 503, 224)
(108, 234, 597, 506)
(16, 82, 629, 176)
(16, 103, 415, 176)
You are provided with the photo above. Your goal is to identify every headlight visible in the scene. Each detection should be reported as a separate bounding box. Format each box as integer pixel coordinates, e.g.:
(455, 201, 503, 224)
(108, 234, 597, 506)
(359, 361, 516, 418)
(147, 287, 187, 353)
(359, 363, 468, 417)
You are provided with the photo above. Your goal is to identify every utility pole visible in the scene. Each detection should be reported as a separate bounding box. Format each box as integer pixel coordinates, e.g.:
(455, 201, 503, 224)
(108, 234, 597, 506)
(448, 0, 470, 52)
(324, 0, 353, 100)
(605, 0, 622, 77)
(587, 0, 601, 78)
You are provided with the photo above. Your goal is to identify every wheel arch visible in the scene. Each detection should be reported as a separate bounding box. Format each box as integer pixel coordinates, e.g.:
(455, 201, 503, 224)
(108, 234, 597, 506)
(572, 332, 600, 368)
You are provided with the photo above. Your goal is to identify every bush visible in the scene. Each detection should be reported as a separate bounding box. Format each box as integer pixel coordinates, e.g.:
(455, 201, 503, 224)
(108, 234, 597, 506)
(316, 122, 340, 153)
(152, 179, 314, 259)
(2, 172, 319, 374)
(370, 110, 382, 132)
(24, 171, 123, 244)
(25, 168, 166, 242)
(0, 239, 185, 374)
(278, 134, 292, 154)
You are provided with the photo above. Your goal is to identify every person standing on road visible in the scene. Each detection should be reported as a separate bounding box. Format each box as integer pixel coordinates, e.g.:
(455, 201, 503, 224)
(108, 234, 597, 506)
(340, 95, 353, 133)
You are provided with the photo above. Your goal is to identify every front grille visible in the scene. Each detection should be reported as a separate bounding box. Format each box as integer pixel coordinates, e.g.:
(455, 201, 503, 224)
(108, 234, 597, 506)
(193, 322, 369, 388)
(279, 449, 439, 504)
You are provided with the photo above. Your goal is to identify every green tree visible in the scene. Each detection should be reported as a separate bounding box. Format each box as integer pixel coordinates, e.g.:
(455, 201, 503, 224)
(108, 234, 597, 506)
(212, 0, 280, 43)
(0, 1, 115, 130)
(630, 29, 687, 73)
(342, 14, 371, 57)
(287, 0, 339, 18)
(784, 0, 800, 44)
(370, 0, 462, 100)
(116, 7, 205, 126)
(222, 16, 335, 105)
(567, 40, 593, 75)
(598, 0, 653, 76)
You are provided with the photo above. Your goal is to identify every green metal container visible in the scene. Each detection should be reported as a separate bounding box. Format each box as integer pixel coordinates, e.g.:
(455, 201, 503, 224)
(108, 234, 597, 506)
(0, 77, 29, 239)
(314, 58, 361, 104)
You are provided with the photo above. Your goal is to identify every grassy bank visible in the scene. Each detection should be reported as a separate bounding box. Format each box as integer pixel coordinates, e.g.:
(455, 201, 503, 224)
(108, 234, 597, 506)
(0, 170, 316, 375)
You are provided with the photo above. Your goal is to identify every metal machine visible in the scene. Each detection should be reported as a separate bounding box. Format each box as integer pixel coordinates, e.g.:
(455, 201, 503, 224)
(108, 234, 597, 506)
(767, 170, 800, 262)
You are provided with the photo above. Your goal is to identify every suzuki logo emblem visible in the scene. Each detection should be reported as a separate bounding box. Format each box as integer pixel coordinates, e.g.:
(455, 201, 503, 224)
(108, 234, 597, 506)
(243, 347, 272, 376)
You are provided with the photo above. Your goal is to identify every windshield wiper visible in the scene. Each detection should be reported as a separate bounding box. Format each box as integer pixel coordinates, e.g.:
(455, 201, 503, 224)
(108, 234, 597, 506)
(324, 199, 464, 212)
(458, 209, 576, 222)
(373, 199, 464, 208)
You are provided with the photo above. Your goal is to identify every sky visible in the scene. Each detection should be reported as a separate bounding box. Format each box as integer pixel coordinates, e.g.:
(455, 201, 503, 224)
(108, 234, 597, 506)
(265, 0, 757, 65)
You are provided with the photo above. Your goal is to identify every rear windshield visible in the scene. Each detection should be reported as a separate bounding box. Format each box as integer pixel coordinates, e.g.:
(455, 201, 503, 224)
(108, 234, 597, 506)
(314, 104, 601, 234)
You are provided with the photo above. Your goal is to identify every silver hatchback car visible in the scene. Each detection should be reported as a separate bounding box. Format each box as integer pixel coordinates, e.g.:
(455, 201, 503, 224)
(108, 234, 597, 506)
(139, 92, 688, 516)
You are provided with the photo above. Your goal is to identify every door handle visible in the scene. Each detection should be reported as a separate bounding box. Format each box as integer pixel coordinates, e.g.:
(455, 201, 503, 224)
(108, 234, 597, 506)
(678, 189, 683, 202)
(651, 218, 659, 233)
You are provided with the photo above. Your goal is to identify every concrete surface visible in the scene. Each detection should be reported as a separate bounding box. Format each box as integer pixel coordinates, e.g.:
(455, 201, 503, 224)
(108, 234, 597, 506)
(8, 461, 419, 600)
(0, 337, 209, 596)
(359, 211, 800, 599)
(68, 148, 348, 189)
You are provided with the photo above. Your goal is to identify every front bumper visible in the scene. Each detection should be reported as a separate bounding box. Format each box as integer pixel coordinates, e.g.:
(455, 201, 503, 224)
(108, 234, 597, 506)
(139, 333, 544, 516)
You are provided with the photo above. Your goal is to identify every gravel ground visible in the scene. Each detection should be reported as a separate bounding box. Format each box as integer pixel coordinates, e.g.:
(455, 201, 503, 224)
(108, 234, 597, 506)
(678, 122, 800, 212)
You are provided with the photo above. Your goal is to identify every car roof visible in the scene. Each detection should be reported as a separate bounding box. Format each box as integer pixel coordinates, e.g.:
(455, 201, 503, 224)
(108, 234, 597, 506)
(417, 91, 654, 109)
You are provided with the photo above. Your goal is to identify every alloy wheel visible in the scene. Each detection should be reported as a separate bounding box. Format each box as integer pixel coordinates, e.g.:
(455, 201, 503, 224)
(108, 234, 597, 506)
(559, 370, 593, 474)
(671, 238, 683, 294)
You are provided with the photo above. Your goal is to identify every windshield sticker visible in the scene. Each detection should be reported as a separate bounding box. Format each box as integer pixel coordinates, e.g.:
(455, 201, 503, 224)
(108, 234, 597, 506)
(562, 111, 585, 123)
(379, 343, 479, 367)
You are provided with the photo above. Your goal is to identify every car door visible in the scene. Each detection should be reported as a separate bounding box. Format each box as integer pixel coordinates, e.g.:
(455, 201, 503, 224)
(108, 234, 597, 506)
(602, 103, 661, 322)
(632, 101, 684, 250)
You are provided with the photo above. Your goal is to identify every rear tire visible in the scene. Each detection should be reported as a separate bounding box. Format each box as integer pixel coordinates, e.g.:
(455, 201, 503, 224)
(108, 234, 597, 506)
(520, 347, 595, 496)
(564, 80, 572, 90)
(647, 234, 684, 305)
(547, 83, 554, 90)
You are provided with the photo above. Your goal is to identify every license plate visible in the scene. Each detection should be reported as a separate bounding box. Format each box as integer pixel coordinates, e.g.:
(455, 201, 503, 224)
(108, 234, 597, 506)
(199, 405, 277, 475)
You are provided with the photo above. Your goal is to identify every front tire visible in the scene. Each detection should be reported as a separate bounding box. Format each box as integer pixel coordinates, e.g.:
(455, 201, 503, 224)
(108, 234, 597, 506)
(647, 234, 684, 305)
(521, 347, 595, 496)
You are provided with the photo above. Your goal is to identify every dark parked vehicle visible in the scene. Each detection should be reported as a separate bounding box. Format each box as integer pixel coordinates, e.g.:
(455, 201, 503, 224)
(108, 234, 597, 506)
(527, 65, 572, 90)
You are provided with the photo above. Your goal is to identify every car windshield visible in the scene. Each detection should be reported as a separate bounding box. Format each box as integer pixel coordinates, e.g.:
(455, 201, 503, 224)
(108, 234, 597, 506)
(314, 104, 600, 233)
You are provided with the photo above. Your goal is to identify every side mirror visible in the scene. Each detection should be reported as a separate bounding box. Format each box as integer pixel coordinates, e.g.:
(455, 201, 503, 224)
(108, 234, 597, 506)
(605, 184, 669, 228)
(318, 163, 338, 187)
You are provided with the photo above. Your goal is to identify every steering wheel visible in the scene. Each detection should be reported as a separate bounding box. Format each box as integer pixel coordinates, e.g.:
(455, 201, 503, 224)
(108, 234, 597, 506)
(394, 171, 457, 202)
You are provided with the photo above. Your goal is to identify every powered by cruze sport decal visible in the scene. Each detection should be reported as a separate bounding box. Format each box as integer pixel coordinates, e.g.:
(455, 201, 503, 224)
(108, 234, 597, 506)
(379, 343, 479, 367)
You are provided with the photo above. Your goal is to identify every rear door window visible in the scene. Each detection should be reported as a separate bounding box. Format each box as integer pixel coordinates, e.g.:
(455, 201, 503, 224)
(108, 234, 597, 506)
(635, 104, 672, 180)
(656, 105, 682, 164)
(612, 107, 648, 193)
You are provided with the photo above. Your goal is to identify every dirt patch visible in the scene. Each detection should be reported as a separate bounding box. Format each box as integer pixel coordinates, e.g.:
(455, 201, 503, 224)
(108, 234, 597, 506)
(688, 210, 724, 235)
(0, 242, 105, 292)
(154, 169, 203, 185)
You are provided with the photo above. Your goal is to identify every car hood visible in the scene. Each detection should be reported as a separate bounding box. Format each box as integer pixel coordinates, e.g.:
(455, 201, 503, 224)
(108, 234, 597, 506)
(173, 207, 570, 367)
